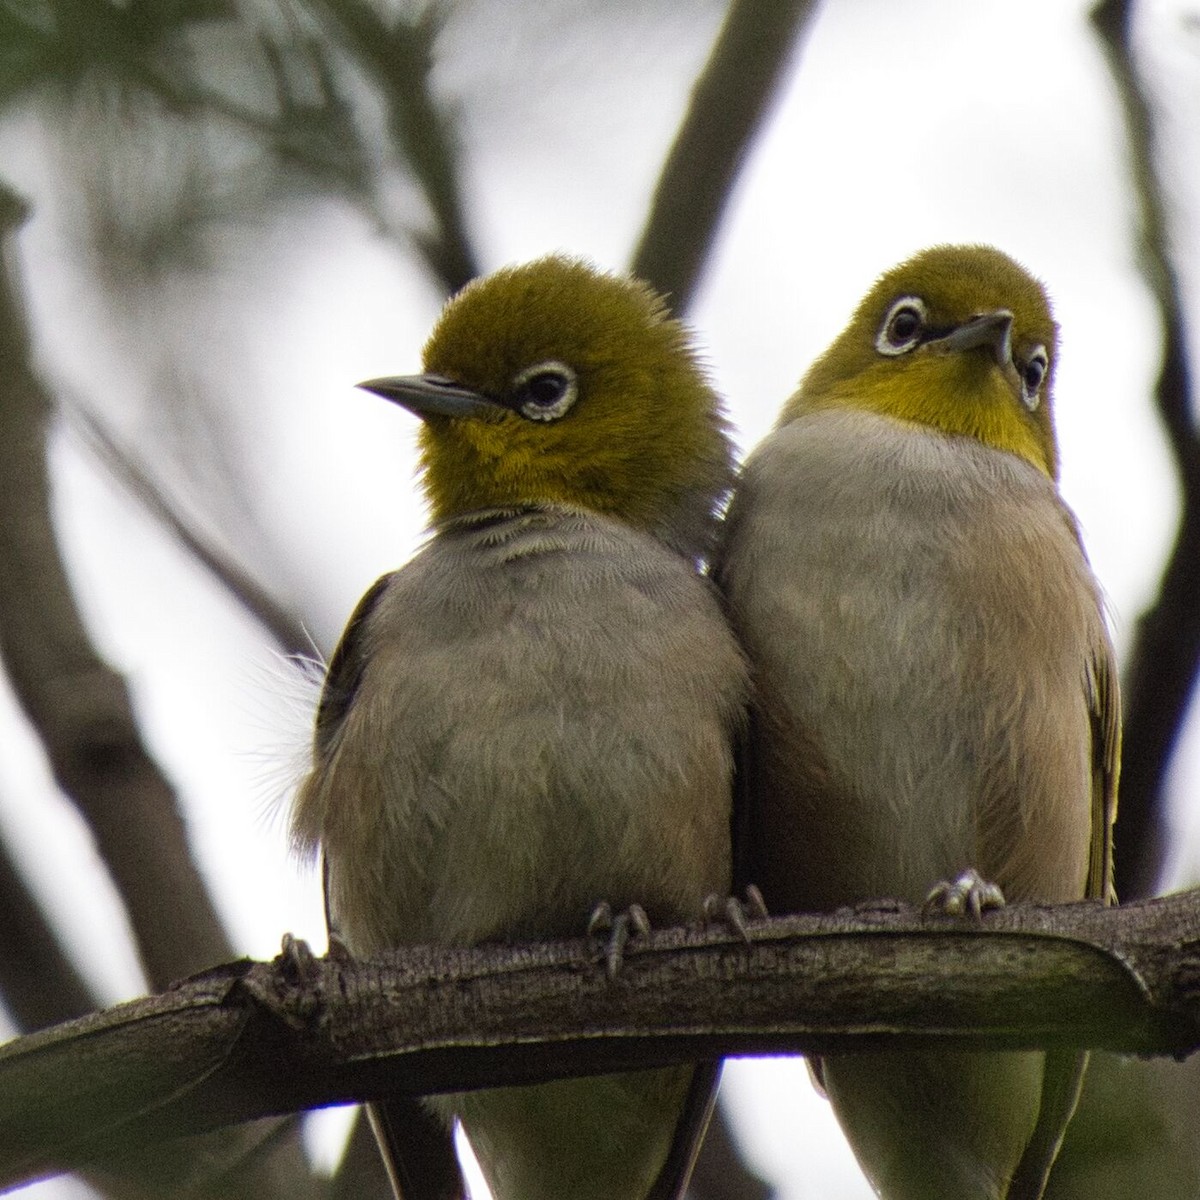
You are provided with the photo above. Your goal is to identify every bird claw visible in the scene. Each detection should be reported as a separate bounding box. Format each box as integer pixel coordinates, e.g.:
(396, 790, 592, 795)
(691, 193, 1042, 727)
(279, 928, 355, 989)
(923, 869, 1005, 920)
(279, 932, 321, 984)
(588, 901, 651, 978)
(703, 885, 769, 942)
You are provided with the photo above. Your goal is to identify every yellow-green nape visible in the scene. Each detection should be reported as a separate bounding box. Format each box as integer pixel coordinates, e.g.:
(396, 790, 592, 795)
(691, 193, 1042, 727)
(413, 256, 735, 559)
(791, 244, 1062, 479)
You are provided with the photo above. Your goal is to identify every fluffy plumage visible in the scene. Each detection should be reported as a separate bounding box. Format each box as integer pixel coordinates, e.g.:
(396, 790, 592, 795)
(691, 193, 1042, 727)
(294, 257, 747, 1200)
(717, 245, 1118, 1200)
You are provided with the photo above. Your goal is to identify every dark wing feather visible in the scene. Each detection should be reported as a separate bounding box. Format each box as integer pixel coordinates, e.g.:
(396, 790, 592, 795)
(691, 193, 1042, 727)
(646, 1062, 723, 1200)
(315, 573, 466, 1200)
(1086, 644, 1121, 905)
(1006, 1051, 1089, 1200)
(313, 572, 397, 759)
(1007, 639, 1122, 1199)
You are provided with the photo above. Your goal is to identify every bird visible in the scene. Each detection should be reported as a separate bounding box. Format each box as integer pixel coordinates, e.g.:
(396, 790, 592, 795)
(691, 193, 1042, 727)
(715, 244, 1119, 1200)
(291, 256, 748, 1200)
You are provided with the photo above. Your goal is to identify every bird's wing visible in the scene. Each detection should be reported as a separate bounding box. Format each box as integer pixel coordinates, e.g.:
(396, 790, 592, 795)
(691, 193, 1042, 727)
(1085, 641, 1121, 906)
(313, 571, 397, 759)
(1006, 636, 1122, 1200)
(646, 1061, 723, 1200)
(727, 678, 754, 901)
(315, 573, 466, 1200)
(1006, 1050, 1089, 1200)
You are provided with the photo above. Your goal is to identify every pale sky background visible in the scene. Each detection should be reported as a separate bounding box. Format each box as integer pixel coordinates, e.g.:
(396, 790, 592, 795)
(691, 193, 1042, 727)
(1, 0, 1198, 1196)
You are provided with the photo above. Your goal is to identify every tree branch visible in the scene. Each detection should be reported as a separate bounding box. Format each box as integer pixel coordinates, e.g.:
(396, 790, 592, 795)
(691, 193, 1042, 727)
(0, 831, 97, 1033)
(4, 891, 1199, 1190)
(631, 0, 821, 312)
(0, 182, 235, 990)
(302, 0, 481, 295)
(0, 179, 329, 1200)
(63, 403, 314, 659)
(1091, 0, 1200, 899)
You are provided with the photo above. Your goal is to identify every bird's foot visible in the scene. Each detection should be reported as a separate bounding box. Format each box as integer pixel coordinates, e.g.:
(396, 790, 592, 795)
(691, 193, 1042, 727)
(259, 933, 333, 1028)
(279, 931, 323, 984)
(923, 868, 1005, 920)
(588, 900, 651, 978)
(279, 929, 354, 986)
(703, 884, 769, 942)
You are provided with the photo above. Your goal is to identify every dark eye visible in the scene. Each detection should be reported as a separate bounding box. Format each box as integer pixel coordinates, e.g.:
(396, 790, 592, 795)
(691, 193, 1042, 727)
(876, 296, 927, 356)
(1020, 346, 1048, 410)
(524, 373, 567, 406)
(512, 360, 578, 422)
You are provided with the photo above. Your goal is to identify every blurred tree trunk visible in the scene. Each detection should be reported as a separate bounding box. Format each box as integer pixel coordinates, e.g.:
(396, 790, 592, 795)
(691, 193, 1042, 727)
(1043, 3, 1200, 1196)
(0, 183, 325, 1200)
(0, 184, 232, 989)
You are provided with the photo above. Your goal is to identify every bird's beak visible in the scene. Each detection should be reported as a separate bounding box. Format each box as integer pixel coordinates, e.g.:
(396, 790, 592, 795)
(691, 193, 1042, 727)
(930, 310, 1014, 369)
(357, 374, 499, 420)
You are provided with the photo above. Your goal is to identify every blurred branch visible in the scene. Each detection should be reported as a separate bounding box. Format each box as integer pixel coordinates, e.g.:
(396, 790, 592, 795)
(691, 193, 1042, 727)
(65, 403, 313, 659)
(140, 35, 377, 206)
(994, 9, 1200, 1197)
(632, 0, 821, 312)
(0, 183, 233, 988)
(8, 2, 379, 225)
(0, 833, 97, 1032)
(4, 891, 1200, 1189)
(1091, 0, 1200, 899)
(0, 180, 323, 1200)
(302, 0, 480, 294)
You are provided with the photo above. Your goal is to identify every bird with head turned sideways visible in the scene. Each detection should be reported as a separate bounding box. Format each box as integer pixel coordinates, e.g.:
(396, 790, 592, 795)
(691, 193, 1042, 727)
(292, 256, 748, 1200)
(716, 244, 1119, 1200)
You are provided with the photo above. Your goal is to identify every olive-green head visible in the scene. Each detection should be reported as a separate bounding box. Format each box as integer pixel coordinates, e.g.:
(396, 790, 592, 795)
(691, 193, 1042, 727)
(787, 244, 1061, 478)
(361, 256, 734, 560)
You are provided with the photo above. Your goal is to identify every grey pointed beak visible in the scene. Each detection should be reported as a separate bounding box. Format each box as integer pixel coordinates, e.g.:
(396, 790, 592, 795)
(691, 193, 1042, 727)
(931, 310, 1014, 368)
(357, 374, 499, 419)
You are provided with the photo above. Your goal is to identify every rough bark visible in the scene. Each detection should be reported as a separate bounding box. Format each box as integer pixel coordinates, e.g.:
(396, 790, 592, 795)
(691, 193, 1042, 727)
(3, 891, 1199, 1190)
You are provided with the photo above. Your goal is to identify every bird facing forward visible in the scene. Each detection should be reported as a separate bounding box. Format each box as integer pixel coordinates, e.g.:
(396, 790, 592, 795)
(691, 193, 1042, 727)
(717, 244, 1119, 1200)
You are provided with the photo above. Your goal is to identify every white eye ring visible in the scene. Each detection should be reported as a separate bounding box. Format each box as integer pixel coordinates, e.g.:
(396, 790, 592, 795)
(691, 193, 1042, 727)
(512, 360, 578, 422)
(876, 296, 927, 357)
(1020, 345, 1048, 411)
